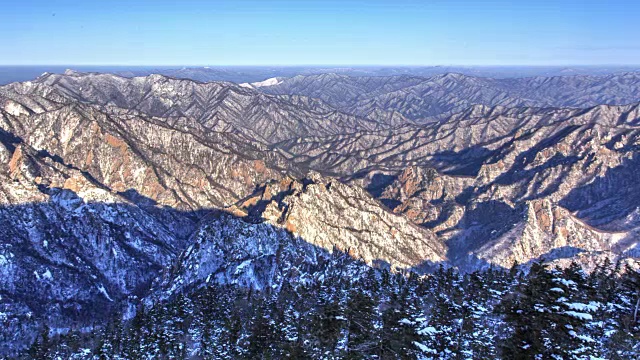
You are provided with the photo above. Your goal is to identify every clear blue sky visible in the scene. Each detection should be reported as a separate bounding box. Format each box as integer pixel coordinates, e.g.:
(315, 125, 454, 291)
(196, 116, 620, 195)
(2, 0, 638, 65)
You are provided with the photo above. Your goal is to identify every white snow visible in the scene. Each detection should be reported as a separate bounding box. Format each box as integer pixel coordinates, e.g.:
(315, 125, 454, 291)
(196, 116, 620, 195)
(234, 259, 252, 274)
(399, 318, 413, 325)
(42, 269, 53, 280)
(418, 326, 438, 336)
(4, 101, 29, 117)
(250, 77, 282, 88)
(488, 289, 503, 295)
(569, 330, 596, 343)
(97, 284, 113, 302)
(564, 311, 593, 321)
(414, 341, 437, 354)
(565, 302, 600, 312)
(553, 278, 577, 287)
(576, 334, 596, 343)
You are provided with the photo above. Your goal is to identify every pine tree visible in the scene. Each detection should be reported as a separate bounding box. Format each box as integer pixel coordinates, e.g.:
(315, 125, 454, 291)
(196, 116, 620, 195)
(310, 280, 345, 354)
(28, 325, 51, 360)
(123, 303, 147, 359)
(606, 265, 640, 359)
(344, 289, 377, 358)
(378, 286, 420, 359)
(428, 291, 460, 358)
(500, 262, 598, 359)
(246, 294, 282, 359)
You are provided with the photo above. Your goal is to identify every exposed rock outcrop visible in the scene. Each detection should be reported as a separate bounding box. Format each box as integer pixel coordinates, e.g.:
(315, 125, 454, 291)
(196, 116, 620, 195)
(238, 175, 446, 270)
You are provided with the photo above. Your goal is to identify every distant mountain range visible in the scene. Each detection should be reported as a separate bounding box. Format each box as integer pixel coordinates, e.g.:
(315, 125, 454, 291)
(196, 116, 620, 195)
(3, 64, 640, 85)
(257, 72, 640, 121)
(1, 68, 639, 354)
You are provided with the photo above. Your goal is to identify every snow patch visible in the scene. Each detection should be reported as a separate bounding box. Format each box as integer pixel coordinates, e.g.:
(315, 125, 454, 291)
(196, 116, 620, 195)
(414, 341, 436, 354)
(565, 302, 600, 312)
(234, 259, 253, 274)
(250, 77, 282, 88)
(42, 269, 53, 280)
(97, 284, 113, 302)
(418, 326, 438, 336)
(4, 101, 29, 117)
(564, 311, 593, 321)
(553, 278, 577, 287)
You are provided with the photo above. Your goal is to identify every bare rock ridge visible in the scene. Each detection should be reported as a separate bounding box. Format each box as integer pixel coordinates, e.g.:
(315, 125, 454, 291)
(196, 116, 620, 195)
(279, 102, 640, 268)
(234, 175, 446, 270)
(157, 174, 446, 305)
(3, 71, 397, 144)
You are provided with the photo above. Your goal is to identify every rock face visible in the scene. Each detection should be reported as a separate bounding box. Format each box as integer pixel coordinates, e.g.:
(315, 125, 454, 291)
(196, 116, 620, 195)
(0, 82, 296, 211)
(238, 175, 446, 270)
(156, 210, 384, 301)
(476, 199, 638, 264)
(158, 213, 326, 296)
(377, 166, 472, 231)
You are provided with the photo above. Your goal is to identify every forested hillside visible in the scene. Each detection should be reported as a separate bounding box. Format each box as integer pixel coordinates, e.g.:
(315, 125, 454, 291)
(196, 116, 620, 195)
(21, 258, 640, 359)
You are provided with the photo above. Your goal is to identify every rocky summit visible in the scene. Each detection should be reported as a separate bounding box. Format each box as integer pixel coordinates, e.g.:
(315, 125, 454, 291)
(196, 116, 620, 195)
(0, 69, 640, 356)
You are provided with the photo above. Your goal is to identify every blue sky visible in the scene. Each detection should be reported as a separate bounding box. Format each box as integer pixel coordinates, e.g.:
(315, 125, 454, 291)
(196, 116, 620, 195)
(2, 0, 638, 65)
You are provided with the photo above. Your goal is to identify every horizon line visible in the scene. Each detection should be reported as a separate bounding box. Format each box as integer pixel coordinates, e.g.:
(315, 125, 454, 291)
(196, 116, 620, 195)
(2, 64, 640, 68)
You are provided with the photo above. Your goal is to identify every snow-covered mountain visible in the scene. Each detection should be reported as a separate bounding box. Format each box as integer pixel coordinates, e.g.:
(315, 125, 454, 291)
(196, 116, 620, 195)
(258, 72, 640, 121)
(1, 70, 640, 355)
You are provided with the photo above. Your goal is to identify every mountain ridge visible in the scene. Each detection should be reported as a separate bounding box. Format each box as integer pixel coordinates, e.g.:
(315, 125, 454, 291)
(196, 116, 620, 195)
(1, 70, 640, 354)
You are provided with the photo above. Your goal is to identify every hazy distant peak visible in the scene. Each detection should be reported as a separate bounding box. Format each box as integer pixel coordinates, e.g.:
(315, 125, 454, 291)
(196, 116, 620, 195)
(63, 68, 83, 76)
(239, 77, 283, 89)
